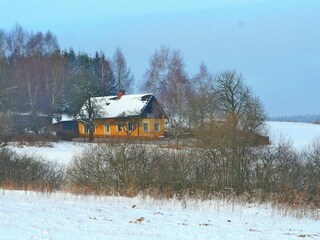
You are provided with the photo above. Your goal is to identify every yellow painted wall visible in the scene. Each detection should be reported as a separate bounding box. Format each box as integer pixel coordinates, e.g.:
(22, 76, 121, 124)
(78, 118, 165, 139)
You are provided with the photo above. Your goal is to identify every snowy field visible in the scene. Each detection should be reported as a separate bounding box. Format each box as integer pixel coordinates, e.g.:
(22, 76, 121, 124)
(2, 121, 320, 239)
(8, 141, 90, 165)
(1, 190, 319, 240)
(267, 121, 320, 150)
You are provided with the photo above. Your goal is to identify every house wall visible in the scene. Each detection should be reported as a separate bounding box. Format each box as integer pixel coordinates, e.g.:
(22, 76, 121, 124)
(53, 121, 79, 140)
(78, 117, 165, 139)
(12, 115, 53, 134)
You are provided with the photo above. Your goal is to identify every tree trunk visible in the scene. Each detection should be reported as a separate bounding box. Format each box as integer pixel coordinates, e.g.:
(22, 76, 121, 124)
(88, 123, 94, 142)
(89, 129, 94, 142)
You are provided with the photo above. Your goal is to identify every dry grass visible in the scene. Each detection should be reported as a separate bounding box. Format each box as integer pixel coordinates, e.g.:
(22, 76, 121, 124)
(10, 134, 57, 147)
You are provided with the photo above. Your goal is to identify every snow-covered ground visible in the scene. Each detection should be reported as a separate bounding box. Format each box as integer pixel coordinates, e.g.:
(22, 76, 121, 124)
(0, 190, 319, 240)
(8, 141, 89, 165)
(267, 121, 320, 150)
(2, 122, 320, 239)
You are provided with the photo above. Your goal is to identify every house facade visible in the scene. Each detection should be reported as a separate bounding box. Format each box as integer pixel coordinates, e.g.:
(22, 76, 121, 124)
(78, 93, 166, 140)
(11, 112, 53, 134)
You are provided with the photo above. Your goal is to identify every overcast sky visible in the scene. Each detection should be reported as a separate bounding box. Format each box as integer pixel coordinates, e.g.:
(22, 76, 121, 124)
(1, 0, 319, 117)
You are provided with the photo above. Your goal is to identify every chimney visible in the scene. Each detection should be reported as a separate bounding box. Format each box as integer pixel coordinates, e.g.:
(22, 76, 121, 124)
(118, 89, 125, 99)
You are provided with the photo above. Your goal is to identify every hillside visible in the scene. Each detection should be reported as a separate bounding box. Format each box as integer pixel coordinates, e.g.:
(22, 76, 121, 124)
(1, 190, 319, 239)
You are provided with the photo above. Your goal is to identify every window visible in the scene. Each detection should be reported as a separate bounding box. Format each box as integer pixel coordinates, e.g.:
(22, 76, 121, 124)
(105, 123, 110, 134)
(85, 124, 95, 133)
(143, 123, 149, 132)
(117, 123, 123, 132)
(154, 122, 160, 132)
(128, 122, 135, 132)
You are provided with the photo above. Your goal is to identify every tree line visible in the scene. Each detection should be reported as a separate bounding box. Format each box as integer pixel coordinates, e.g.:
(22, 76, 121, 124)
(0, 25, 134, 134)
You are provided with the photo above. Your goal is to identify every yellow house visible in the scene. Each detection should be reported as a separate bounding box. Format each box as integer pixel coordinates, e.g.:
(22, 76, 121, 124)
(78, 93, 166, 140)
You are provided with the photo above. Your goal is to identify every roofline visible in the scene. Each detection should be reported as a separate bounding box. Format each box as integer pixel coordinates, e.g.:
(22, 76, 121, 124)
(140, 94, 168, 119)
(139, 94, 153, 115)
(80, 93, 167, 119)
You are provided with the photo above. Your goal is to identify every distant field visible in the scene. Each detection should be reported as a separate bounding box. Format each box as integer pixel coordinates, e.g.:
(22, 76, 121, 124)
(267, 121, 320, 149)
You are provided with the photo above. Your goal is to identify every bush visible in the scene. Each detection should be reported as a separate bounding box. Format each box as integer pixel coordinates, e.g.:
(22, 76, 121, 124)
(66, 143, 199, 196)
(0, 147, 64, 191)
(66, 140, 320, 208)
(11, 133, 58, 147)
(302, 139, 320, 205)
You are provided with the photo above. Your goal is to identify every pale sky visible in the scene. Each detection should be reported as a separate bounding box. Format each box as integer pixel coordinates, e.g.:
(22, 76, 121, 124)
(1, 0, 319, 117)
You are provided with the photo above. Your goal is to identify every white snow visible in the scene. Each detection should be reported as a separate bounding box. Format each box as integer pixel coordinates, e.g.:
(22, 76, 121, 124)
(52, 114, 75, 124)
(0, 190, 319, 240)
(80, 94, 152, 119)
(7, 141, 89, 165)
(267, 121, 320, 150)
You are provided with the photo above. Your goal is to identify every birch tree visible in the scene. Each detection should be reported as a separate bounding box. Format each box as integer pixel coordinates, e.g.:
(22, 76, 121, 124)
(94, 52, 117, 96)
(159, 50, 190, 146)
(112, 48, 134, 93)
(143, 46, 169, 97)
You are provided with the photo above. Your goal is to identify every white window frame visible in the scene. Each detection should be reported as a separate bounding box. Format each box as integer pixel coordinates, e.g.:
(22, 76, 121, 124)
(105, 123, 110, 134)
(85, 124, 95, 133)
(154, 122, 160, 132)
(128, 122, 135, 132)
(143, 123, 149, 132)
(117, 123, 123, 132)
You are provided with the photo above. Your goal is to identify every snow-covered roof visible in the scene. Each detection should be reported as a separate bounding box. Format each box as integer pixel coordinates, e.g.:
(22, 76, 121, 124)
(80, 93, 153, 119)
(52, 114, 75, 124)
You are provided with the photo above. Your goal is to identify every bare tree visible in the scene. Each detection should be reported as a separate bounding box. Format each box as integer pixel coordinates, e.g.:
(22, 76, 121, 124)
(6, 24, 27, 57)
(0, 30, 6, 56)
(73, 79, 102, 142)
(214, 70, 266, 138)
(78, 97, 101, 142)
(44, 51, 69, 115)
(43, 31, 59, 55)
(0, 49, 12, 111)
(187, 63, 217, 129)
(143, 46, 169, 96)
(143, 48, 190, 146)
(112, 48, 134, 93)
(18, 54, 43, 133)
(193, 70, 267, 192)
(94, 52, 117, 96)
(114, 115, 141, 140)
(164, 50, 190, 146)
(26, 32, 45, 55)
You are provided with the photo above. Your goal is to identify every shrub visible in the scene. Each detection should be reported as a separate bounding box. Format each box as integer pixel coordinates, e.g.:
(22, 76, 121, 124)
(0, 147, 64, 191)
(66, 140, 320, 208)
(302, 139, 320, 200)
(66, 143, 198, 195)
(11, 133, 58, 147)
